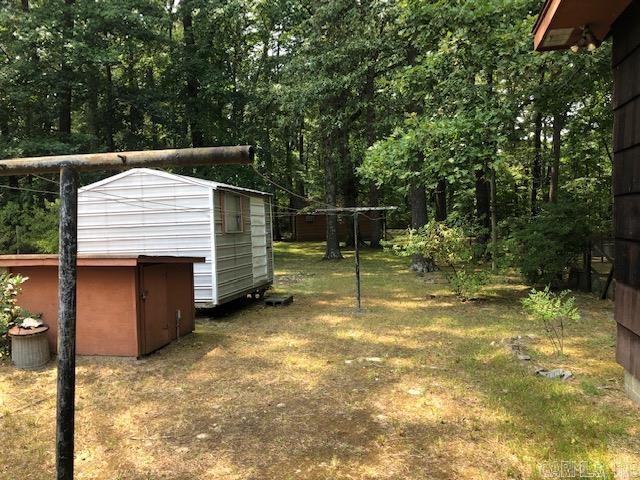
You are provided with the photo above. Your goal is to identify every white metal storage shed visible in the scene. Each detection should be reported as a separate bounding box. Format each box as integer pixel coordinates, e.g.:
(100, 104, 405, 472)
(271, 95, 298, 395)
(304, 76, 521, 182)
(77, 168, 273, 307)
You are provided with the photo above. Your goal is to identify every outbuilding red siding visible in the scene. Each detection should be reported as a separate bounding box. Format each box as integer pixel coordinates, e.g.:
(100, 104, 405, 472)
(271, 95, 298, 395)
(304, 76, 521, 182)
(0, 255, 203, 357)
(291, 214, 375, 242)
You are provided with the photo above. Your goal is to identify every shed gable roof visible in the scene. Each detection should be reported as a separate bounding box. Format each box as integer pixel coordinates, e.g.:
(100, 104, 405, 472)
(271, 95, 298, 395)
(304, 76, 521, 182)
(79, 168, 271, 197)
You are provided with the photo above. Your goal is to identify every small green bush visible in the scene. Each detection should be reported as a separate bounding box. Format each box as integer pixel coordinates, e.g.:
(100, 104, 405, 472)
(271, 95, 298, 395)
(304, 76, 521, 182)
(0, 273, 29, 357)
(386, 221, 487, 299)
(522, 286, 580, 356)
(449, 270, 489, 301)
(386, 221, 472, 267)
(508, 202, 590, 286)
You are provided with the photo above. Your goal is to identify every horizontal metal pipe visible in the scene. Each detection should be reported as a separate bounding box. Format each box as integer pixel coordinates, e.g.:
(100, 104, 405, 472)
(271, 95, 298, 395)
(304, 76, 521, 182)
(0, 145, 253, 175)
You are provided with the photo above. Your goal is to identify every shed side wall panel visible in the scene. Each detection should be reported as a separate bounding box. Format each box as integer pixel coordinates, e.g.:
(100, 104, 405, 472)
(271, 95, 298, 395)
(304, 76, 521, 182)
(213, 190, 254, 303)
(613, 2, 640, 382)
(77, 170, 214, 303)
(265, 198, 274, 281)
(250, 196, 270, 284)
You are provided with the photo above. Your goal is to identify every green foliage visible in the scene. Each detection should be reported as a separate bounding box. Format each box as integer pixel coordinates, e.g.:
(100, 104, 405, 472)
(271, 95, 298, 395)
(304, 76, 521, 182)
(449, 269, 489, 301)
(0, 199, 59, 254)
(0, 0, 615, 264)
(387, 221, 472, 267)
(0, 273, 29, 356)
(387, 221, 487, 299)
(522, 286, 580, 356)
(507, 202, 591, 286)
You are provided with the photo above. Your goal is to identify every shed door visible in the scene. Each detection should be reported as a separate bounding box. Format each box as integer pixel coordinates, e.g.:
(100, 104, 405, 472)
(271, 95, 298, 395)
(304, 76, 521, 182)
(140, 264, 175, 355)
(250, 197, 268, 283)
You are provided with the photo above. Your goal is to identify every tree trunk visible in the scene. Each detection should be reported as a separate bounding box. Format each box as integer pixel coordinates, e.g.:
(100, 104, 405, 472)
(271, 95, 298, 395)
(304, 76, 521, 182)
(284, 130, 294, 235)
(146, 67, 160, 148)
(475, 166, 491, 246)
(531, 110, 542, 214)
(490, 168, 498, 271)
(409, 175, 435, 274)
(126, 54, 143, 149)
(105, 64, 115, 151)
(182, 3, 203, 147)
(549, 113, 564, 203)
(435, 178, 447, 221)
(322, 100, 343, 260)
(86, 69, 100, 148)
(263, 114, 281, 241)
(323, 146, 342, 259)
(272, 203, 282, 241)
(291, 116, 307, 210)
(341, 129, 356, 247)
(21, 0, 36, 135)
(410, 180, 427, 230)
(58, 0, 74, 136)
(362, 65, 382, 248)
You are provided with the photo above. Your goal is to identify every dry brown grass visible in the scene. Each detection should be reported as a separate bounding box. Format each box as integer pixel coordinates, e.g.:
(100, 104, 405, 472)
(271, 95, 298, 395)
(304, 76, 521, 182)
(1, 242, 638, 479)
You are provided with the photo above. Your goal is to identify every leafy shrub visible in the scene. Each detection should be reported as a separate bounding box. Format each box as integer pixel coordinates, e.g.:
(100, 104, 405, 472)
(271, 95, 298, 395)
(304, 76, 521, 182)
(508, 202, 590, 286)
(0, 273, 29, 357)
(386, 221, 472, 267)
(521, 286, 580, 356)
(386, 221, 487, 299)
(449, 270, 489, 301)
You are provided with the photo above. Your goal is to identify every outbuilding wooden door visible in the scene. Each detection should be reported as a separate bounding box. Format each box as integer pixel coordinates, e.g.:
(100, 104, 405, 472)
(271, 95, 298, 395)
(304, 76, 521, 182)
(140, 264, 174, 355)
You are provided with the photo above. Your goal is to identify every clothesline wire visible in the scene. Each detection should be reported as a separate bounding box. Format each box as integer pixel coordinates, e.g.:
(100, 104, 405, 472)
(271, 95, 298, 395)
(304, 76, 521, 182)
(251, 164, 335, 210)
(2, 173, 389, 222)
(0, 183, 57, 195)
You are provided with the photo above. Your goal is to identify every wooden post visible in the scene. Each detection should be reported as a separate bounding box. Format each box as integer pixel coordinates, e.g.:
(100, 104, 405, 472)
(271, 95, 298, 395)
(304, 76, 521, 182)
(602, 265, 614, 300)
(56, 165, 78, 480)
(584, 240, 592, 293)
(0, 145, 253, 174)
(354, 212, 361, 310)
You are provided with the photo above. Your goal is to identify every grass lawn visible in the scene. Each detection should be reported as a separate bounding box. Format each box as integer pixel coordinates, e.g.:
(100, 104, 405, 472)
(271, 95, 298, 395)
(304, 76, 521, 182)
(1, 242, 638, 479)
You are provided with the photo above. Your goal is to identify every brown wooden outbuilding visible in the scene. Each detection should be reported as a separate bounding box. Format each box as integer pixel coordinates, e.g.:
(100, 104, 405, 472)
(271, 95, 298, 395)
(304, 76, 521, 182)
(289, 213, 382, 242)
(534, 0, 640, 403)
(0, 255, 204, 357)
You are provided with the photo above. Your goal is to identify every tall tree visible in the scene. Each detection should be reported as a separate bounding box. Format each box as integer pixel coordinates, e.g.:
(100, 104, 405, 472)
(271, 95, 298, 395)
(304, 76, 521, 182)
(59, 0, 75, 136)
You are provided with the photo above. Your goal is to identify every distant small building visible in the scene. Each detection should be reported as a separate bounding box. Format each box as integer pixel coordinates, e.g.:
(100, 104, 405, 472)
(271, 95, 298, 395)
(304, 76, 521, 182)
(289, 213, 384, 243)
(77, 168, 274, 307)
(0, 255, 203, 357)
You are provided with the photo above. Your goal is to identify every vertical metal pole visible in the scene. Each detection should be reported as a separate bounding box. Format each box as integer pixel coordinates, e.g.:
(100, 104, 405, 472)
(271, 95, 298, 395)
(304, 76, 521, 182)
(383, 212, 387, 241)
(354, 212, 361, 310)
(56, 165, 78, 480)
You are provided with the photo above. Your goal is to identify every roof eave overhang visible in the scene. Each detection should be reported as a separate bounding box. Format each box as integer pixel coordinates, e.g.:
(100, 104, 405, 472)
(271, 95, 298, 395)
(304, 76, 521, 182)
(533, 0, 632, 51)
(0, 254, 205, 268)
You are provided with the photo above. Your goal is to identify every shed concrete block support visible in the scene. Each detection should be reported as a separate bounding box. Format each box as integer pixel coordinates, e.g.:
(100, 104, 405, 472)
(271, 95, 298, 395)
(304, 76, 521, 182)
(624, 370, 640, 405)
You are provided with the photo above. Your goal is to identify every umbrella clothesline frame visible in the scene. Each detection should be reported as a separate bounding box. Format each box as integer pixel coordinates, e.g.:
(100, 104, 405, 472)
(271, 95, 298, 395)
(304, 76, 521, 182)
(315, 206, 397, 309)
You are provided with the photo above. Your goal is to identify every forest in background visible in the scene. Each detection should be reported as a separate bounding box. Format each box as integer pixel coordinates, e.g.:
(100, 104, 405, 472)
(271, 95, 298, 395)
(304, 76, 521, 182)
(0, 0, 613, 269)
